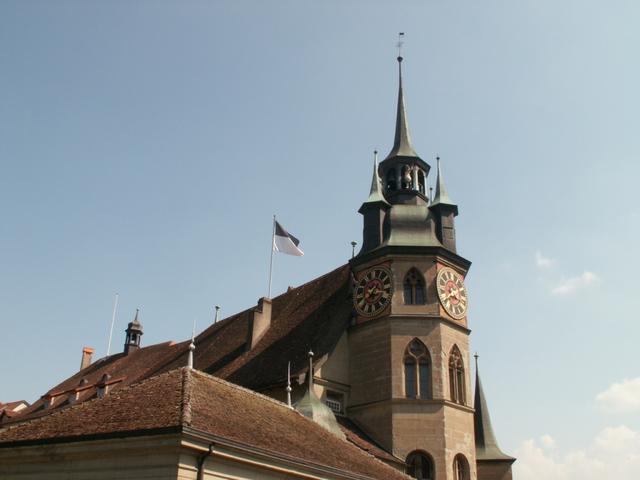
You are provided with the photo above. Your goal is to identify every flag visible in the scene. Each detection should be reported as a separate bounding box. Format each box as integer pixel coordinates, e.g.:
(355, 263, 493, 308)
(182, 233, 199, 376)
(273, 221, 304, 256)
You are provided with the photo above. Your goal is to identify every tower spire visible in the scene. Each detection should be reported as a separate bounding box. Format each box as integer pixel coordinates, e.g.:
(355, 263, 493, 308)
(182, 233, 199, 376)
(474, 355, 515, 462)
(384, 54, 419, 161)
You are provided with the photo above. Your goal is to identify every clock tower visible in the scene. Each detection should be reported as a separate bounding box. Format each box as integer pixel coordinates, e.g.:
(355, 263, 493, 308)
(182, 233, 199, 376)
(348, 55, 477, 480)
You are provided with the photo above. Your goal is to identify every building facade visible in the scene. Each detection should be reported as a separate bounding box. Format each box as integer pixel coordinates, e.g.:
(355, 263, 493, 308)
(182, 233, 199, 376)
(0, 55, 515, 480)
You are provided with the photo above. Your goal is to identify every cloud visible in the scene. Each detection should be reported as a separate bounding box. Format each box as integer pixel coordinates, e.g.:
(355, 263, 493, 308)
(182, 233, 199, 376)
(535, 251, 555, 269)
(596, 378, 640, 414)
(514, 427, 640, 480)
(551, 271, 600, 295)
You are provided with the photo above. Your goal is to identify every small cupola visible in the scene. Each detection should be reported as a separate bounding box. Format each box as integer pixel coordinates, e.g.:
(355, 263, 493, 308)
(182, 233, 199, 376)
(124, 309, 143, 355)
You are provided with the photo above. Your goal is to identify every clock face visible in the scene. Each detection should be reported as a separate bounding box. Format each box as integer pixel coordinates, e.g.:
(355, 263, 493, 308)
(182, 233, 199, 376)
(354, 267, 393, 317)
(436, 267, 468, 319)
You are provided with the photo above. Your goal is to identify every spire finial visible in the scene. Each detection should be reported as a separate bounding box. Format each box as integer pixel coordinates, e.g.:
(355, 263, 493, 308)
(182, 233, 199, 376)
(474, 352, 479, 372)
(286, 361, 293, 408)
(214, 305, 220, 323)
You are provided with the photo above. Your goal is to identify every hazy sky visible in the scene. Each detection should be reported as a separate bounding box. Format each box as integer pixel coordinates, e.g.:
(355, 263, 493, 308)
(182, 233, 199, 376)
(2, 2, 639, 478)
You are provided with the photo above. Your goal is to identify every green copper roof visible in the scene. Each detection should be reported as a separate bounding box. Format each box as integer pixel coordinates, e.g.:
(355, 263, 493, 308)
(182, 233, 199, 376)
(431, 157, 456, 207)
(474, 363, 515, 462)
(385, 205, 442, 248)
(295, 353, 344, 439)
(384, 57, 420, 161)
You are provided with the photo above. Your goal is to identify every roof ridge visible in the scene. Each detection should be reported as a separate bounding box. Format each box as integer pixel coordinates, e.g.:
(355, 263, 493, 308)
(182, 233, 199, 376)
(190, 369, 293, 411)
(89, 340, 177, 367)
(180, 368, 193, 427)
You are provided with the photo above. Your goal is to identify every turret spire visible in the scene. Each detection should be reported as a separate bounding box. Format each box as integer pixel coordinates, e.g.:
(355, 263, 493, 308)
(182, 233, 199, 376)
(365, 151, 389, 205)
(474, 355, 515, 462)
(384, 55, 419, 161)
(431, 156, 456, 207)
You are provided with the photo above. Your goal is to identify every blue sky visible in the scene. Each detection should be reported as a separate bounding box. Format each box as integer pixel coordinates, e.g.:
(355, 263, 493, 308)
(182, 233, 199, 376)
(2, 2, 639, 478)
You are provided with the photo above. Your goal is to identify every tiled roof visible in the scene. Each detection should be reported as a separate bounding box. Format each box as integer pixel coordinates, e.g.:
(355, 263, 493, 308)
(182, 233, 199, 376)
(0, 368, 184, 444)
(157, 264, 354, 390)
(337, 417, 404, 466)
(5, 340, 186, 423)
(0, 368, 410, 480)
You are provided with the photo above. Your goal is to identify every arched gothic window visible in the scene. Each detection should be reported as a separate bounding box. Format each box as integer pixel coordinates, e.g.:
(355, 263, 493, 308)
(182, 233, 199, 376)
(403, 268, 426, 305)
(449, 346, 465, 404)
(453, 454, 470, 480)
(404, 339, 431, 399)
(406, 451, 435, 480)
(386, 168, 397, 191)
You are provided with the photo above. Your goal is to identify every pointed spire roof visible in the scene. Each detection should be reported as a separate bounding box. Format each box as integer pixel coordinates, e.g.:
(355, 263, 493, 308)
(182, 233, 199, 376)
(363, 151, 390, 206)
(431, 157, 457, 209)
(474, 355, 515, 462)
(384, 56, 420, 161)
(295, 351, 344, 438)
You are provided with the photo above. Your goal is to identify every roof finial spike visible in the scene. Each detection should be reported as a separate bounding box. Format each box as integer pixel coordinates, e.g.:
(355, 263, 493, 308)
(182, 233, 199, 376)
(286, 361, 293, 408)
(307, 349, 314, 392)
(474, 352, 479, 373)
(187, 318, 196, 370)
(214, 305, 220, 323)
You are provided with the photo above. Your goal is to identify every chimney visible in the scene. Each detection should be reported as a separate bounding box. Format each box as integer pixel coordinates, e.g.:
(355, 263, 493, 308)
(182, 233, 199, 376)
(80, 347, 94, 371)
(247, 297, 272, 349)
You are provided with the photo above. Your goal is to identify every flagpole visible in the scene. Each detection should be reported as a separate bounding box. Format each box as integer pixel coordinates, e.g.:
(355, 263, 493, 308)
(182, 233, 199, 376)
(267, 214, 276, 298)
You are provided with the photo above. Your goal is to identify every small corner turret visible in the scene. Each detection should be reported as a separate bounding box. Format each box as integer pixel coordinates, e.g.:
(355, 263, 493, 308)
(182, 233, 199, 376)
(429, 157, 459, 252)
(124, 309, 143, 355)
(358, 151, 390, 254)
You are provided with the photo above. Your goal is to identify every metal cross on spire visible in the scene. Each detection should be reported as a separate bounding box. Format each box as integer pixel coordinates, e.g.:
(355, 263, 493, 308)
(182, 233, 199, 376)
(396, 32, 405, 59)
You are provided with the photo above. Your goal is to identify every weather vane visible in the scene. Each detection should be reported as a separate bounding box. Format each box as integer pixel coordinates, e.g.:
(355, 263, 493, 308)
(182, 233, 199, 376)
(397, 32, 405, 58)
